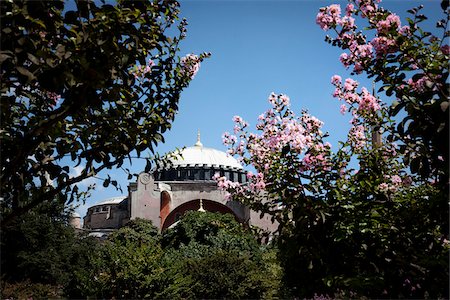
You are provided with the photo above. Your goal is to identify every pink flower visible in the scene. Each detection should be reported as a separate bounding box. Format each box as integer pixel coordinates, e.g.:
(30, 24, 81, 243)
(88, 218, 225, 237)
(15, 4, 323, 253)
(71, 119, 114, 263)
(360, 2, 377, 17)
(332, 88, 340, 97)
(222, 132, 237, 145)
(344, 78, 358, 92)
(341, 16, 355, 29)
(376, 13, 401, 34)
(345, 3, 354, 16)
(378, 182, 389, 193)
(441, 45, 450, 55)
(399, 25, 411, 36)
(340, 104, 347, 115)
(316, 4, 342, 30)
(407, 76, 427, 93)
(280, 94, 290, 106)
(349, 125, 366, 151)
(358, 87, 380, 113)
(331, 75, 342, 85)
(180, 54, 200, 79)
(371, 36, 397, 56)
(340, 52, 350, 67)
(390, 175, 402, 184)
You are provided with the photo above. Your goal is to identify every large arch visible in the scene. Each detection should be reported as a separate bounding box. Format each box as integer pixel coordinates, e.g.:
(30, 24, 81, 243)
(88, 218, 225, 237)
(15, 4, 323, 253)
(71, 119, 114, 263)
(161, 199, 240, 231)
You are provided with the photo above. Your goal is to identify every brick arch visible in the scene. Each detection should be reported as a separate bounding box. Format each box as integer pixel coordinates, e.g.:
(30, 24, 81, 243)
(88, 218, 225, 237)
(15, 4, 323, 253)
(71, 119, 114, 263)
(161, 199, 239, 231)
(160, 191, 171, 227)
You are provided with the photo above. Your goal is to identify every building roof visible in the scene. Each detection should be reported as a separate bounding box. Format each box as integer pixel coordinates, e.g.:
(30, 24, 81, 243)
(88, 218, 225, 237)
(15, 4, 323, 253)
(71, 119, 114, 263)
(169, 141, 243, 170)
(92, 196, 127, 207)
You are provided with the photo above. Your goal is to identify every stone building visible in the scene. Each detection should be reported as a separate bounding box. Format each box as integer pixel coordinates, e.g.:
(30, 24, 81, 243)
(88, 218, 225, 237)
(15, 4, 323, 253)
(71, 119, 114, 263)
(83, 135, 277, 233)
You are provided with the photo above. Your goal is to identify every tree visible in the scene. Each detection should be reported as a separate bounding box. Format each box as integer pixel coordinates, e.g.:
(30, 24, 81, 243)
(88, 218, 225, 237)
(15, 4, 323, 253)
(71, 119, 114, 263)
(159, 211, 281, 299)
(0, 0, 209, 225)
(0, 201, 98, 298)
(317, 0, 449, 190)
(72, 219, 164, 299)
(72, 213, 281, 299)
(218, 90, 448, 297)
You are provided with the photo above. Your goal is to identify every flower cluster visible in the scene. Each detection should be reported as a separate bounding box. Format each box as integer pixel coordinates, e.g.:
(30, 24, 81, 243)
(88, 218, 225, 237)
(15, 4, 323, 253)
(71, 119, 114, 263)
(378, 174, 402, 193)
(316, 0, 409, 72)
(331, 75, 384, 153)
(215, 93, 332, 203)
(316, 4, 343, 31)
(130, 60, 155, 80)
(376, 13, 401, 34)
(331, 76, 381, 117)
(180, 53, 201, 79)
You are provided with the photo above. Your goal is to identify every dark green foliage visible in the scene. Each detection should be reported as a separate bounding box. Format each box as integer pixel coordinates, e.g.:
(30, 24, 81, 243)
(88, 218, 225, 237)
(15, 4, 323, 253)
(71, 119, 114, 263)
(0, 201, 97, 298)
(72, 219, 164, 299)
(162, 211, 261, 255)
(279, 183, 448, 299)
(72, 213, 280, 299)
(158, 211, 279, 299)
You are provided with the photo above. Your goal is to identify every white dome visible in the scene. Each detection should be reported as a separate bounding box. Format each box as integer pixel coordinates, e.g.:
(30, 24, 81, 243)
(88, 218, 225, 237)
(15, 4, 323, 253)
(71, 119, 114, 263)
(94, 196, 126, 206)
(169, 145, 242, 170)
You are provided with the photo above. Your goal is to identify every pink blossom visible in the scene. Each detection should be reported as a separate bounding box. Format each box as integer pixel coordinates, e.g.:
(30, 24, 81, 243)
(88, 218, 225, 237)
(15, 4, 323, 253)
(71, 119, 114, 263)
(331, 75, 342, 85)
(180, 54, 200, 79)
(349, 125, 366, 151)
(358, 87, 380, 113)
(399, 25, 411, 36)
(340, 104, 347, 115)
(344, 92, 360, 105)
(341, 16, 355, 29)
(378, 182, 389, 193)
(332, 88, 340, 97)
(345, 3, 354, 16)
(407, 76, 427, 93)
(344, 78, 358, 92)
(280, 94, 290, 106)
(376, 13, 401, 34)
(340, 53, 350, 67)
(371, 36, 397, 56)
(359, 2, 377, 17)
(130, 60, 155, 79)
(316, 4, 342, 30)
(222, 132, 237, 145)
(390, 175, 402, 184)
(441, 45, 450, 55)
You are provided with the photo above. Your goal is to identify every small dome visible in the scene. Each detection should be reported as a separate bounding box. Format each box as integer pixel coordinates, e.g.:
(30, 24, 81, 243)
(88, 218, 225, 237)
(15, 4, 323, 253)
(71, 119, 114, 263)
(169, 146, 242, 170)
(94, 196, 127, 206)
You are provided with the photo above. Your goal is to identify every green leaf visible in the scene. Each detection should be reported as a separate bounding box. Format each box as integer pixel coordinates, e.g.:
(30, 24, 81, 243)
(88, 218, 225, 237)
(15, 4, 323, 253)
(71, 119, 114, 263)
(16, 66, 36, 81)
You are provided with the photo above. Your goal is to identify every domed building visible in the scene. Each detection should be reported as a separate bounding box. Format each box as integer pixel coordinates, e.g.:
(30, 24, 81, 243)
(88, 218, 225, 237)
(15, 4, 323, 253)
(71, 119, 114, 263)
(83, 134, 276, 233)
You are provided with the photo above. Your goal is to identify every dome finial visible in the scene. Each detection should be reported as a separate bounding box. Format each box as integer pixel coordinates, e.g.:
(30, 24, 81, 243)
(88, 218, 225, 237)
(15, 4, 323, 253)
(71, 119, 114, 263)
(198, 199, 206, 212)
(194, 129, 203, 147)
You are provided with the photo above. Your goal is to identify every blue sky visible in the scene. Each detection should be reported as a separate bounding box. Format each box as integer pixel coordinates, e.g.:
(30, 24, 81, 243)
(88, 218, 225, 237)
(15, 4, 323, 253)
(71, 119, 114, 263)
(75, 0, 444, 218)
